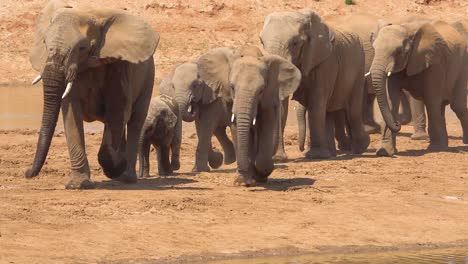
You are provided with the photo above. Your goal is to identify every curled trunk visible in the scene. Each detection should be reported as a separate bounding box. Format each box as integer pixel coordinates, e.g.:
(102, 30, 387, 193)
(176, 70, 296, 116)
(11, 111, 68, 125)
(296, 104, 307, 151)
(25, 63, 65, 178)
(370, 59, 401, 132)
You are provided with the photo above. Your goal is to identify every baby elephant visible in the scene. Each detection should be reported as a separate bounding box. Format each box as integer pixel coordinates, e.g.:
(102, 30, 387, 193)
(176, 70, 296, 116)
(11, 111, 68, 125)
(139, 95, 181, 177)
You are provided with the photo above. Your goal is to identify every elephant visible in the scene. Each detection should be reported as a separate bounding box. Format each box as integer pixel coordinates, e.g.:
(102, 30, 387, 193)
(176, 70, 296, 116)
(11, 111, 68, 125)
(139, 95, 180, 177)
(295, 14, 430, 152)
(370, 20, 468, 156)
(260, 9, 370, 159)
(25, 0, 159, 189)
(161, 59, 236, 173)
(196, 46, 301, 186)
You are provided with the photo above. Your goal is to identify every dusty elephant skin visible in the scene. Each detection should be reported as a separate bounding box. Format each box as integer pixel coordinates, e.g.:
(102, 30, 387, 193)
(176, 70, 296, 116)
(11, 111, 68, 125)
(139, 95, 181, 177)
(260, 9, 370, 159)
(370, 20, 468, 156)
(197, 46, 301, 186)
(24, 0, 159, 189)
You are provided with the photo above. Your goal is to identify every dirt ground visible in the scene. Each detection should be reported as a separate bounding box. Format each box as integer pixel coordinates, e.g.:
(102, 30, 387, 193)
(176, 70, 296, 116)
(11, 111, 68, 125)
(1, 0, 468, 263)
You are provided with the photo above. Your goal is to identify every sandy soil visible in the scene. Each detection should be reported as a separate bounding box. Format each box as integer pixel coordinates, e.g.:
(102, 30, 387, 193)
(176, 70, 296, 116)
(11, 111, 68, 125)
(1, 0, 468, 263)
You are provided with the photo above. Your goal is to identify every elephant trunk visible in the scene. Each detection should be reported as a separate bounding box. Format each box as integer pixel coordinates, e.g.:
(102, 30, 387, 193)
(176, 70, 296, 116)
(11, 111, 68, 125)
(175, 89, 198, 122)
(296, 103, 307, 151)
(235, 95, 257, 177)
(25, 63, 66, 178)
(370, 58, 401, 132)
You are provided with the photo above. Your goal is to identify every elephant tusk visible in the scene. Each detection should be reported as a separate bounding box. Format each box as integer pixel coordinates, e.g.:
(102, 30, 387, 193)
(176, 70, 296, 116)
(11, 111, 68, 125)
(62, 82, 73, 99)
(364, 72, 370, 77)
(293, 106, 297, 110)
(387, 72, 392, 77)
(32, 75, 42, 85)
(231, 114, 235, 123)
(252, 117, 256, 126)
(188, 104, 192, 113)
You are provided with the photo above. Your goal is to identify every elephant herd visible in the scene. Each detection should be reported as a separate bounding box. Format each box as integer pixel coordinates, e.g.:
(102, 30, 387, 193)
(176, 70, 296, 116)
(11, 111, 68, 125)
(25, 1, 467, 189)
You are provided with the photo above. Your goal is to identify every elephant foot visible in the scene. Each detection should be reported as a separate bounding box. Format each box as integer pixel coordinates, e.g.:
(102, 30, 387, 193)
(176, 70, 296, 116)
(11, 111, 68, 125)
(224, 152, 236, 165)
(192, 164, 211, 173)
(171, 159, 181, 171)
(113, 170, 137, 184)
(398, 114, 411, 125)
(65, 172, 94, 190)
(234, 174, 257, 187)
(427, 143, 448, 152)
(352, 135, 370, 154)
(305, 147, 331, 160)
(411, 131, 429, 141)
(273, 151, 288, 163)
(158, 168, 173, 177)
(376, 145, 396, 157)
(140, 171, 150, 178)
(208, 151, 223, 169)
(364, 123, 381, 134)
(337, 138, 352, 151)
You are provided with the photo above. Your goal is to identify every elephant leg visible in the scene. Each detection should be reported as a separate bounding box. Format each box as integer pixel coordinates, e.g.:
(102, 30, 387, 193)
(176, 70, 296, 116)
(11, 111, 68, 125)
(403, 90, 428, 140)
(170, 119, 182, 171)
(273, 97, 289, 162)
(305, 102, 330, 159)
(138, 137, 151, 178)
(363, 80, 380, 134)
(376, 85, 400, 156)
(450, 74, 468, 144)
(425, 101, 448, 151)
(348, 79, 370, 154)
(214, 126, 236, 165)
(296, 103, 308, 152)
(193, 116, 216, 172)
(254, 108, 275, 183)
(208, 140, 223, 169)
(326, 113, 337, 157)
(61, 98, 93, 189)
(334, 110, 351, 151)
(399, 90, 412, 125)
(157, 145, 173, 176)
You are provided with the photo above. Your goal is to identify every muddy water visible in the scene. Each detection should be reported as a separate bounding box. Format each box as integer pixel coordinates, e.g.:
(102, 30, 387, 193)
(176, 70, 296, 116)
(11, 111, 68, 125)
(0, 85, 102, 132)
(206, 248, 468, 264)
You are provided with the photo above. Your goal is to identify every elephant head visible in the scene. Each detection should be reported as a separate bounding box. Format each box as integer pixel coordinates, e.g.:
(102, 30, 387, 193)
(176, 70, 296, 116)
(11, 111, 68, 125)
(25, 0, 159, 178)
(260, 9, 334, 76)
(166, 49, 234, 123)
(197, 46, 301, 184)
(369, 21, 447, 132)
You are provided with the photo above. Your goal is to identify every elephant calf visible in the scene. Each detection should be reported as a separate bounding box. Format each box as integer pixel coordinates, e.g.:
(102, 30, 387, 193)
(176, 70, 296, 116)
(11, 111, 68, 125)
(139, 95, 181, 177)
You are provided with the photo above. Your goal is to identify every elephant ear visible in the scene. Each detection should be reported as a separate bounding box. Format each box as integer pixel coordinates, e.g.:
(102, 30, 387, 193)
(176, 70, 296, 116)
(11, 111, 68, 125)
(196, 47, 234, 104)
(30, 0, 73, 72)
(299, 9, 334, 75)
(93, 11, 159, 63)
(264, 54, 302, 105)
(406, 22, 447, 76)
(159, 71, 175, 97)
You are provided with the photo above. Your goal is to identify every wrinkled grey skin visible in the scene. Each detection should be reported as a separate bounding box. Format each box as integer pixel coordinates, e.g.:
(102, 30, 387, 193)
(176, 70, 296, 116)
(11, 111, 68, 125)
(260, 9, 370, 159)
(161, 59, 236, 173)
(139, 95, 181, 177)
(25, 0, 159, 189)
(197, 47, 301, 186)
(370, 20, 468, 156)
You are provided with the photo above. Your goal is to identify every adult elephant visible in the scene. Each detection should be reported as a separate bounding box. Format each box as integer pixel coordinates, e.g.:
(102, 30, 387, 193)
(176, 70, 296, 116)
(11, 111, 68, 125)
(160, 59, 236, 172)
(295, 14, 429, 152)
(25, 0, 159, 189)
(260, 9, 370, 159)
(197, 47, 301, 186)
(370, 20, 468, 156)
